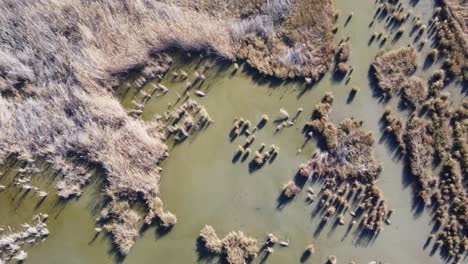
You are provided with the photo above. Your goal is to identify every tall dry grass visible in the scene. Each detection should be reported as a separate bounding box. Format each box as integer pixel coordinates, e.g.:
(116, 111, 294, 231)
(0, 0, 335, 255)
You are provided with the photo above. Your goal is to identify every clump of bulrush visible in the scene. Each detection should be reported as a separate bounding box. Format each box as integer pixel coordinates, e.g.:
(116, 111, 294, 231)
(253, 150, 264, 165)
(428, 49, 439, 60)
(282, 181, 300, 198)
(199, 226, 258, 264)
(279, 108, 290, 119)
(304, 93, 337, 150)
(270, 144, 280, 155)
(338, 214, 345, 225)
(298, 96, 388, 233)
(382, 107, 406, 152)
(237, 145, 245, 155)
(180, 70, 188, 79)
(244, 148, 251, 156)
(305, 243, 315, 254)
(372, 46, 417, 95)
(245, 135, 255, 146)
(328, 255, 338, 264)
(258, 114, 269, 128)
(265, 233, 278, 246)
(337, 63, 350, 73)
(159, 211, 177, 228)
(401, 76, 428, 108)
(337, 39, 351, 63)
(396, 27, 405, 35)
(199, 225, 223, 254)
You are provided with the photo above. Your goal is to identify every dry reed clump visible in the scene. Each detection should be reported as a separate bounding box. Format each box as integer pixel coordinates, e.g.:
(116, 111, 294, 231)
(282, 181, 301, 198)
(452, 99, 468, 171)
(199, 225, 223, 254)
(102, 201, 140, 256)
(433, 158, 467, 262)
(1, 0, 335, 255)
(404, 116, 436, 205)
(299, 94, 387, 233)
(371, 47, 418, 95)
(165, 99, 213, 142)
(425, 93, 453, 162)
(337, 40, 351, 62)
(401, 77, 428, 108)
(302, 119, 383, 183)
(300, 117, 387, 232)
(0, 218, 49, 263)
(237, 0, 336, 79)
(144, 196, 177, 228)
(381, 108, 406, 153)
(199, 225, 258, 264)
(304, 93, 338, 150)
(432, 1, 468, 80)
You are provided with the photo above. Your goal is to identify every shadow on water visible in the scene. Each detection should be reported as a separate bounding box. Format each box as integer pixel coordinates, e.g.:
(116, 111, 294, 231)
(367, 66, 391, 104)
(196, 237, 218, 263)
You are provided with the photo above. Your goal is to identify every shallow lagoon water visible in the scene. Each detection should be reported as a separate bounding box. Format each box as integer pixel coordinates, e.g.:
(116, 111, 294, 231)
(0, 0, 464, 263)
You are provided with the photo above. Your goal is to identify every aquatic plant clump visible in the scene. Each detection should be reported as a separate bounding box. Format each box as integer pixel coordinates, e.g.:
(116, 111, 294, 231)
(237, 0, 336, 79)
(401, 77, 428, 108)
(372, 46, 418, 95)
(199, 225, 223, 254)
(304, 92, 338, 150)
(432, 1, 468, 80)
(199, 226, 258, 264)
(299, 93, 387, 233)
(282, 181, 301, 198)
(102, 201, 140, 256)
(303, 119, 383, 183)
(0, 218, 49, 263)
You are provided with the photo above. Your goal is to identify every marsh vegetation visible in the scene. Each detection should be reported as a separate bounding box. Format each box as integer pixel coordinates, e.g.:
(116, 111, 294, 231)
(0, 0, 466, 263)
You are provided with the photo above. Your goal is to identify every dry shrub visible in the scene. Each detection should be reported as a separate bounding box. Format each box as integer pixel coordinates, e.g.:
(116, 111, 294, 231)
(199, 226, 258, 264)
(372, 46, 418, 95)
(402, 77, 428, 107)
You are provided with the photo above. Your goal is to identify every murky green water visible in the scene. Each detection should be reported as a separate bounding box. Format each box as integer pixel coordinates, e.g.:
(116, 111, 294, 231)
(1, 0, 464, 263)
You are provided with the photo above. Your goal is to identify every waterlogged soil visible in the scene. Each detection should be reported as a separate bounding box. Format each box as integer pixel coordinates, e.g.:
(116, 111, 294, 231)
(0, 0, 465, 263)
